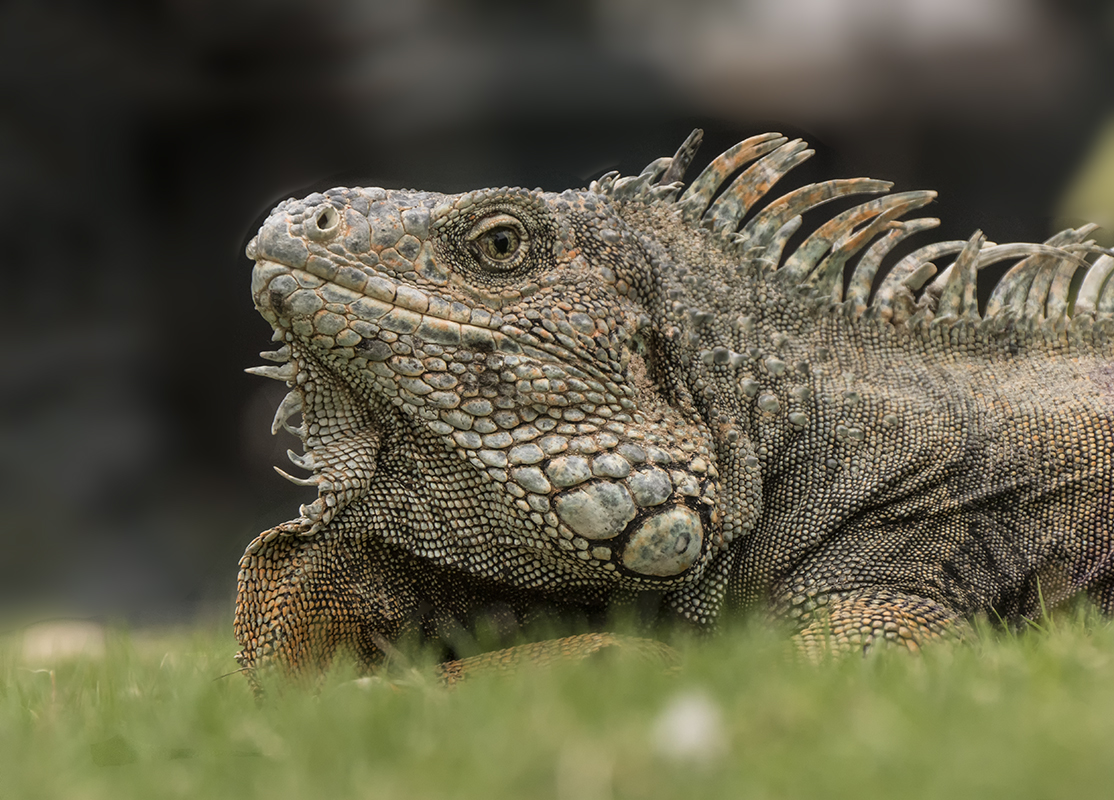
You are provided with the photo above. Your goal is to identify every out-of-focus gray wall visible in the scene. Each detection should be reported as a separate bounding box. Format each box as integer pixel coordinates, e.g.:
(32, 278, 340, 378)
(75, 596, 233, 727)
(2, 0, 1111, 623)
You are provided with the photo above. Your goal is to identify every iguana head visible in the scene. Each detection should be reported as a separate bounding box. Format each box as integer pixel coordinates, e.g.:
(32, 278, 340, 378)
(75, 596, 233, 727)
(236, 133, 737, 679)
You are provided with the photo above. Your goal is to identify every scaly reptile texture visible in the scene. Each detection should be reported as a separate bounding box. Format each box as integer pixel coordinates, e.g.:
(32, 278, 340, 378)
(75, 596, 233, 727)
(236, 130, 1114, 683)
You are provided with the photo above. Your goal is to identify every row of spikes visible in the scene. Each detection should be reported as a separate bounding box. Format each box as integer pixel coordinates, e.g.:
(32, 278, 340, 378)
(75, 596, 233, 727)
(592, 130, 1113, 328)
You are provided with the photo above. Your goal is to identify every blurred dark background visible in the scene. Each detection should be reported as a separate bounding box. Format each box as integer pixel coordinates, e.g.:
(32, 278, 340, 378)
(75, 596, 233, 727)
(2, 0, 1113, 625)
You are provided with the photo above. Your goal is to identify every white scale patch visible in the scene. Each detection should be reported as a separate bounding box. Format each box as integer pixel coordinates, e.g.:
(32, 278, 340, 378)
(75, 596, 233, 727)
(622, 506, 703, 576)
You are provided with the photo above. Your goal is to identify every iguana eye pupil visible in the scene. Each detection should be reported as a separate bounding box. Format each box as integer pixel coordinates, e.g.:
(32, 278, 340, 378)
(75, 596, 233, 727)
(491, 230, 512, 254)
(481, 227, 518, 260)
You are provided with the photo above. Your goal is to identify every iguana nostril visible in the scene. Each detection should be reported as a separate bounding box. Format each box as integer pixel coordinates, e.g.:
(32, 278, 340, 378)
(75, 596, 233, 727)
(307, 205, 340, 240)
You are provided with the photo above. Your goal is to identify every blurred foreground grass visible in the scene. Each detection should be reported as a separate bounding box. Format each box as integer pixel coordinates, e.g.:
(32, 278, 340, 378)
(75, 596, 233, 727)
(4, 611, 1114, 800)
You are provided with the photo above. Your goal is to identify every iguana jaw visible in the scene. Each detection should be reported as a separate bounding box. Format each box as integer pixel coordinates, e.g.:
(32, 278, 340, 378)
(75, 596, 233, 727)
(248, 254, 409, 537)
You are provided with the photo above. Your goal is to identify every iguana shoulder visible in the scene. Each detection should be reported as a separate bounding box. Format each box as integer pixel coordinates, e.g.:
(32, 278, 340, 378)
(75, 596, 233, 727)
(236, 130, 1114, 684)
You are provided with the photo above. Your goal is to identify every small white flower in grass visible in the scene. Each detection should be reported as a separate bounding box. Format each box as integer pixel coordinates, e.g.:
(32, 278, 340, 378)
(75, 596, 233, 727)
(651, 689, 727, 764)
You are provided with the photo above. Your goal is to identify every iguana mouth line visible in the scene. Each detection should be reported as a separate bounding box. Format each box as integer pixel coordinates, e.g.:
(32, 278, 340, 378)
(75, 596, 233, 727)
(252, 257, 616, 386)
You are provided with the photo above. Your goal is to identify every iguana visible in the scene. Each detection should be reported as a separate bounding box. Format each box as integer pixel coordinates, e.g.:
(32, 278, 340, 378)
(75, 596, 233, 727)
(236, 129, 1114, 686)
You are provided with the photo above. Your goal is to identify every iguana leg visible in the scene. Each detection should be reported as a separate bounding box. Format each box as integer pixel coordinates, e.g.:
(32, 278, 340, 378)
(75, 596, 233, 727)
(788, 589, 963, 660)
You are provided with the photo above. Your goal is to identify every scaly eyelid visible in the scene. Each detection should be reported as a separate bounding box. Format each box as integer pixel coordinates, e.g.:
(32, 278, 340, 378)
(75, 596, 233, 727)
(467, 213, 529, 242)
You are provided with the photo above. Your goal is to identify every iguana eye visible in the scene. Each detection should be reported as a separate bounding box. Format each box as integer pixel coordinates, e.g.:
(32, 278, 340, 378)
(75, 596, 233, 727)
(482, 228, 517, 259)
(467, 214, 529, 271)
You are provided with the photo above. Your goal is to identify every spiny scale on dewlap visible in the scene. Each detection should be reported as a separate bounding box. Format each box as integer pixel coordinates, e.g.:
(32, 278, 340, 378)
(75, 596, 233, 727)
(237, 128, 1114, 686)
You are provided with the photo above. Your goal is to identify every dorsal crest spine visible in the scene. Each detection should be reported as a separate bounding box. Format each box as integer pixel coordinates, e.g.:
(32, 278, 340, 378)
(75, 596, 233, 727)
(597, 129, 1112, 339)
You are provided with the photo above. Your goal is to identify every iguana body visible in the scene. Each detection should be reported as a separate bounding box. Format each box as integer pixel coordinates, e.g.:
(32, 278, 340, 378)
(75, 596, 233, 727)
(236, 130, 1114, 682)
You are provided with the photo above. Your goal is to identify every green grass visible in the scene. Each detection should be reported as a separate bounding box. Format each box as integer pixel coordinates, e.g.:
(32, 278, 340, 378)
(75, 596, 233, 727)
(5, 611, 1114, 800)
